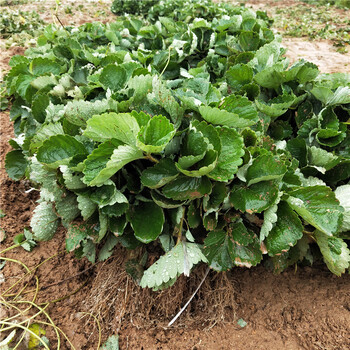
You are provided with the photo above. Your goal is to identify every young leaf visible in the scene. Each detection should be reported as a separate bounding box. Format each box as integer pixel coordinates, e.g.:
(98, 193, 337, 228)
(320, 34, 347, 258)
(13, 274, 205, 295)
(129, 202, 164, 244)
(255, 94, 296, 118)
(136, 115, 175, 153)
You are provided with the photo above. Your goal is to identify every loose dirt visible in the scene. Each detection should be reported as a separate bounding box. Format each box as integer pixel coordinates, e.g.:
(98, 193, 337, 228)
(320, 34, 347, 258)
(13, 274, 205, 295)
(1, 1, 350, 349)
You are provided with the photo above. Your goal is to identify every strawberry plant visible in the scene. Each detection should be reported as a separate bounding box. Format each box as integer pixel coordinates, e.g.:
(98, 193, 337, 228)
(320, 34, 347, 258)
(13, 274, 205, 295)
(4, 0, 350, 290)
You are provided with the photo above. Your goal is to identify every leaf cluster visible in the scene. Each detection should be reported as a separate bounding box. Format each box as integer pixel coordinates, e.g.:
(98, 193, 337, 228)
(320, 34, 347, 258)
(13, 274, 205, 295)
(0, 9, 44, 38)
(4, 0, 350, 290)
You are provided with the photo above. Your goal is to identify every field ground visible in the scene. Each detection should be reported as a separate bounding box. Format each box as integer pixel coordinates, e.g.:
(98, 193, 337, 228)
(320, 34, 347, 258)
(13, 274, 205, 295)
(1, 1, 350, 349)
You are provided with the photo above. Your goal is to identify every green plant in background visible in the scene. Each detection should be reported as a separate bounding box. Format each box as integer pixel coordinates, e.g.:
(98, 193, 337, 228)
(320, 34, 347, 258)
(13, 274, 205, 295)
(0, 9, 44, 38)
(111, 0, 160, 15)
(273, 3, 350, 53)
(0, 0, 29, 6)
(3, 0, 350, 291)
(301, 0, 350, 9)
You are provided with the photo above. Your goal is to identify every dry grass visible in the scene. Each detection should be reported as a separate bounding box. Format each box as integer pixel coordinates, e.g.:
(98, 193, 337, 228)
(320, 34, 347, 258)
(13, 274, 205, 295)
(86, 247, 237, 332)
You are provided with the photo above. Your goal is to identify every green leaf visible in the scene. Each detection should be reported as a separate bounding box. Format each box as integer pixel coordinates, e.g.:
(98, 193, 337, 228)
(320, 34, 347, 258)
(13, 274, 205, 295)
(239, 30, 260, 51)
(98, 211, 108, 242)
(30, 57, 61, 76)
(128, 74, 153, 105)
(260, 191, 283, 241)
(307, 146, 340, 173)
(83, 239, 96, 263)
(31, 75, 57, 90)
(315, 230, 350, 276)
(191, 120, 221, 153)
(187, 201, 201, 229)
(334, 185, 350, 233)
(28, 323, 46, 349)
(208, 127, 244, 182)
(99, 64, 127, 91)
(37, 135, 87, 168)
(149, 76, 184, 126)
(255, 94, 296, 118)
(5, 150, 28, 181)
(30, 123, 65, 152)
(77, 195, 97, 220)
(31, 201, 59, 241)
(265, 201, 303, 256)
(220, 95, 258, 125)
(129, 202, 164, 244)
(99, 235, 118, 262)
(199, 105, 256, 128)
(101, 335, 119, 350)
(141, 158, 179, 189)
(82, 139, 123, 186)
(60, 165, 86, 190)
(55, 193, 80, 224)
(176, 150, 218, 177)
(140, 241, 207, 289)
(230, 181, 279, 214)
(226, 64, 253, 90)
(327, 86, 350, 106)
(204, 225, 262, 271)
(163, 176, 212, 201)
(287, 186, 344, 236)
(84, 113, 140, 144)
(66, 222, 94, 252)
(89, 182, 127, 208)
(83, 144, 143, 186)
(151, 190, 185, 209)
(31, 93, 50, 123)
(64, 99, 113, 127)
(203, 182, 227, 211)
(136, 115, 175, 153)
(246, 154, 287, 186)
(269, 235, 310, 274)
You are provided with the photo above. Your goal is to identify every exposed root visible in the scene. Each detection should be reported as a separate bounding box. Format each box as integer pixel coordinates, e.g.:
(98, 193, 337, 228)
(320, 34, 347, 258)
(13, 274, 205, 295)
(86, 246, 237, 332)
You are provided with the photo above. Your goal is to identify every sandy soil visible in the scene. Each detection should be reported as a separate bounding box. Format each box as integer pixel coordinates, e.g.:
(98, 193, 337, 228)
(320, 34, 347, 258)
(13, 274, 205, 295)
(1, 1, 350, 349)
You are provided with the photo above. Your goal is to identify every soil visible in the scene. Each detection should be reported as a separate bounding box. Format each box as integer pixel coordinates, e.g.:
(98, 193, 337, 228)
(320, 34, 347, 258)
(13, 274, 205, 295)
(1, 1, 350, 350)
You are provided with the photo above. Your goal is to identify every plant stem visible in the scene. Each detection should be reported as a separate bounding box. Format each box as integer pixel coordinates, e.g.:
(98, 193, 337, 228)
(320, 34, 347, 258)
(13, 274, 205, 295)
(144, 154, 159, 163)
(176, 208, 186, 245)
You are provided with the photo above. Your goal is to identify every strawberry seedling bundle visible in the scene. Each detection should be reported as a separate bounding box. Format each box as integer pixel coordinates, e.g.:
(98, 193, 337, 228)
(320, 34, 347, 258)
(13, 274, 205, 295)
(5, 0, 350, 290)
